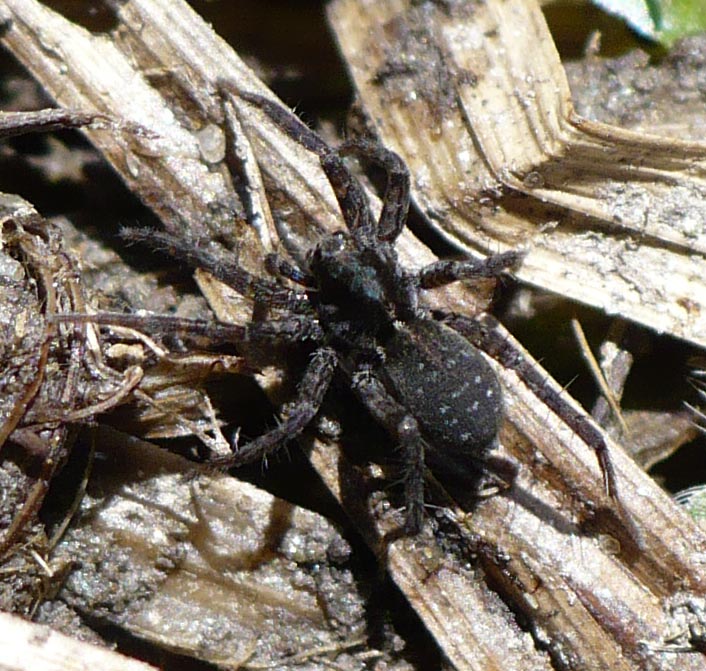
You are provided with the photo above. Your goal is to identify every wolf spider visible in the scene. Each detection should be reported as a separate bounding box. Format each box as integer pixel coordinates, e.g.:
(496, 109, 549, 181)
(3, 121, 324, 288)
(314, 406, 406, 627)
(60, 91, 622, 534)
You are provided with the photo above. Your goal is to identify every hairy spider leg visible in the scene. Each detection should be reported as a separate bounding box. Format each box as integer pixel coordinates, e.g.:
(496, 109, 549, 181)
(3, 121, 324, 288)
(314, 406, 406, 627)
(212, 347, 338, 467)
(352, 368, 425, 534)
(337, 138, 410, 243)
(419, 249, 524, 289)
(237, 93, 411, 248)
(335, 137, 420, 319)
(121, 227, 311, 313)
(237, 90, 378, 248)
(50, 312, 324, 346)
(265, 253, 313, 286)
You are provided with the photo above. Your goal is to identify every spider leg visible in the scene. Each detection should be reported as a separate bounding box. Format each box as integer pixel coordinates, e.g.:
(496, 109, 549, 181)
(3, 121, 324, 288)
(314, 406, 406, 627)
(122, 227, 311, 312)
(418, 250, 524, 289)
(352, 367, 425, 534)
(264, 253, 314, 286)
(245, 315, 323, 343)
(337, 138, 410, 243)
(440, 312, 620, 501)
(213, 346, 337, 467)
(50, 313, 324, 346)
(234, 90, 378, 246)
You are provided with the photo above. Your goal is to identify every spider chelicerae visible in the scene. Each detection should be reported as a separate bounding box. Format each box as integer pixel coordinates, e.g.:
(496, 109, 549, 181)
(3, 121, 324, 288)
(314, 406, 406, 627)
(61, 91, 622, 535)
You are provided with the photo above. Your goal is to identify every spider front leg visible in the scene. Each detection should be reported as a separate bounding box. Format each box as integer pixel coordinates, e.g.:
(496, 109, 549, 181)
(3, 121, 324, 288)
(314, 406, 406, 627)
(264, 253, 313, 286)
(51, 312, 324, 346)
(122, 227, 311, 312)
(337, 138, 410, 243)
(418, 249, 524, 289)
(213, 346, 338, 468)
(233, 89, 379, 246)
(352, 368, 426, 534)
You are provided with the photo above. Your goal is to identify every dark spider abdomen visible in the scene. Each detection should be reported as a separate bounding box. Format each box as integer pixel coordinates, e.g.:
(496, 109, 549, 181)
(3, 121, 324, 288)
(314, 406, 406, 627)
(382, 319, 503, 465)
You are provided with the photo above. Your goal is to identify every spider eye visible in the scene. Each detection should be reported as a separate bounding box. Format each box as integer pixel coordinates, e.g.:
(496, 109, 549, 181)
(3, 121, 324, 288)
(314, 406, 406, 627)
(327, 231, 348, 253)
(309, 232, 349, 265)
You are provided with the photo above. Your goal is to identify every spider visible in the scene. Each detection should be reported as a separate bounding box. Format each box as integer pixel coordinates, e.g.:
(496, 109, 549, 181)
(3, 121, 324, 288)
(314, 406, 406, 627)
(58, 92, 621, 535)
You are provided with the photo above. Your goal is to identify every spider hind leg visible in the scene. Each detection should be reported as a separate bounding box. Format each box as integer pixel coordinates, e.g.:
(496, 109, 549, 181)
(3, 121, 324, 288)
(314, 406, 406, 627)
(352, 368, 426, 534)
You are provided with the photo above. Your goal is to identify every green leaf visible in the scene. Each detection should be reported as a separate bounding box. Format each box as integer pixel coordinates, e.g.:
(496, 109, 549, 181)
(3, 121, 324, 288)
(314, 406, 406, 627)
(592, 0, 706, 47)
